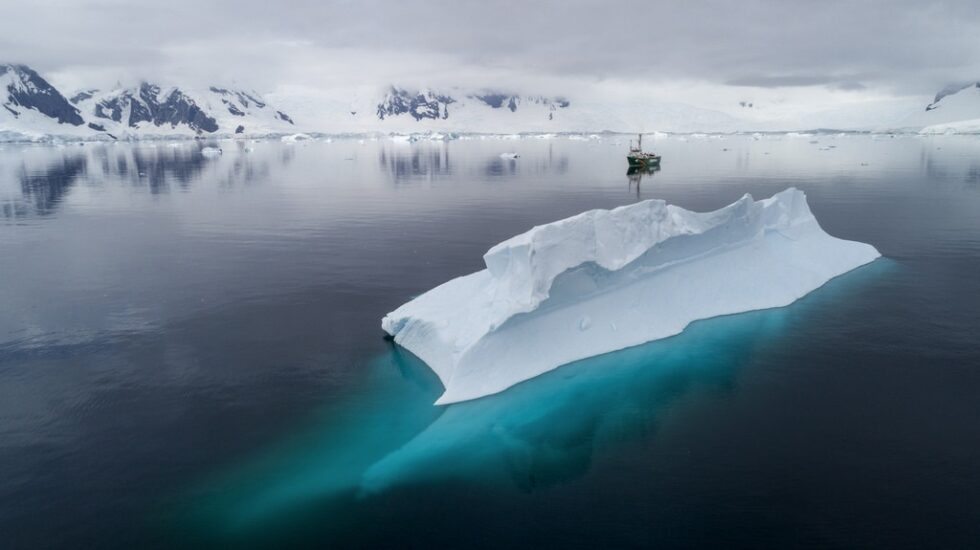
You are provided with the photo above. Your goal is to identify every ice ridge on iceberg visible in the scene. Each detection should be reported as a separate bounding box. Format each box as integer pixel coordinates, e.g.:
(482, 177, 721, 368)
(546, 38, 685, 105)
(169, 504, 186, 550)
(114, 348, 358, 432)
(382, 188, 880, 405)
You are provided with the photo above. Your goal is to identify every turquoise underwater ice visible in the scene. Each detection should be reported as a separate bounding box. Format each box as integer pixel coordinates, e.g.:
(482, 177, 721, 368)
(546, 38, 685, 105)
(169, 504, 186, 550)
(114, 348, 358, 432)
(176, 260, 887, 544)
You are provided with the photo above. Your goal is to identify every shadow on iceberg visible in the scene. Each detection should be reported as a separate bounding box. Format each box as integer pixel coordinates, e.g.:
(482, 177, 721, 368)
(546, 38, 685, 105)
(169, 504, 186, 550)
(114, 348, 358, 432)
(174, 260, 888, 543)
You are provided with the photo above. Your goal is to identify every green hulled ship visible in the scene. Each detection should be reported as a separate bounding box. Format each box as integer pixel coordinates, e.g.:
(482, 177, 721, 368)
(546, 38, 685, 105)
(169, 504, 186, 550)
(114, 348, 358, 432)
(627, 133, 661, 168)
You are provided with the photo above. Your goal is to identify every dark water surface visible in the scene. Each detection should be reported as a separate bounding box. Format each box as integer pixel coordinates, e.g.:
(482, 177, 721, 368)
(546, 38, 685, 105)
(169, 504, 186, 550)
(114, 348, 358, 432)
(1, 134, 978, 548)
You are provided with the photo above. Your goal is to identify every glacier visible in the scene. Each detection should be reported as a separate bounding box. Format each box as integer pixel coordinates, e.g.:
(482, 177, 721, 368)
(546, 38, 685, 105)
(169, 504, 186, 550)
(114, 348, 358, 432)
(381, 188, 880, 405)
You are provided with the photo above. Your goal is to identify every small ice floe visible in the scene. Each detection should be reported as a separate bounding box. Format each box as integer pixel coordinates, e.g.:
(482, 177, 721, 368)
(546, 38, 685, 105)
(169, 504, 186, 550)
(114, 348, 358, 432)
(499, 152, 519, 159)
(428, 132, 459, 141)
(281, 133, 311, 143)
(168, 142, 181, 148)
(201, 146, 222, 156)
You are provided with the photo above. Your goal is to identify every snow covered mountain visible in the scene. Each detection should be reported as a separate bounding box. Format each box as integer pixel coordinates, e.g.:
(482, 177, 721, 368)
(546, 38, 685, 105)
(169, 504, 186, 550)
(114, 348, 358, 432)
(374, 87, 570, 123)
(70, 83, 296, 138)
(376, 88, 456, 121)
(907, 82, 980, 133)
(1, 64, 87, 139)
(0, 63, 296, 140)
(269, 84, 741, 134)
(7, 62, 980, 138)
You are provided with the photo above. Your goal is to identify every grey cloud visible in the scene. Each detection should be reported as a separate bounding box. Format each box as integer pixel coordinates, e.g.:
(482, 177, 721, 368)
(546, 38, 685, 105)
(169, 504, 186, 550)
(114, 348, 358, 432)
(727, 75, 854, 88)
(727, 75, 870, 91)
(2, 0, 979, 95)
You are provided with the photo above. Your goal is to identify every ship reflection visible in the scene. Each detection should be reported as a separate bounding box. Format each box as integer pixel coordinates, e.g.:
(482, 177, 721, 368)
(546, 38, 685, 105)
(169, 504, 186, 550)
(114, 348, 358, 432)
(627, 165, 660, 199)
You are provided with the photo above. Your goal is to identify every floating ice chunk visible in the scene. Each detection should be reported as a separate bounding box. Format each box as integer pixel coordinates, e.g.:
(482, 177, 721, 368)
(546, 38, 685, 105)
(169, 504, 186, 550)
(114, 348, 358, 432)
(281, 133, 311, 143)
(201, 146, 222, 156)
(382, 188, 880, 405)
(499, 152, 519, 159)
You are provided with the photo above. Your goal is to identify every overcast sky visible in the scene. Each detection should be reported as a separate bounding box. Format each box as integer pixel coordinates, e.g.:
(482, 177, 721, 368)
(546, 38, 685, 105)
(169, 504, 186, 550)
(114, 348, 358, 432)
(3, 0, 979, 103)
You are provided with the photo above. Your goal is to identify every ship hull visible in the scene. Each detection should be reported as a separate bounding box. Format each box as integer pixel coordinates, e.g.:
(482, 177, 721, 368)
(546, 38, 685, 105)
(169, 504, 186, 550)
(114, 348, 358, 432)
(627, 155, 661, 167)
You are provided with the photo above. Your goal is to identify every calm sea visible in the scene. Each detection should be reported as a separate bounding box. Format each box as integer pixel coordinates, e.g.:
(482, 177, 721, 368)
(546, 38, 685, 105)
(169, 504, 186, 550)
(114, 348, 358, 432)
(1, 134, 978, 548)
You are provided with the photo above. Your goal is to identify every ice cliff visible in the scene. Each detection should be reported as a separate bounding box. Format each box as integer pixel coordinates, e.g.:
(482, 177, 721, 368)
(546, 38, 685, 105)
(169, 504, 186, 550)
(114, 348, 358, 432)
(382, 188, 880, 405)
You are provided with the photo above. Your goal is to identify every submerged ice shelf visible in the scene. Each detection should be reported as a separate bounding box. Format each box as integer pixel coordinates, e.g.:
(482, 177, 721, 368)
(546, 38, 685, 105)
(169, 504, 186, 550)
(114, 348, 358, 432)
(382, 188, 880, 405)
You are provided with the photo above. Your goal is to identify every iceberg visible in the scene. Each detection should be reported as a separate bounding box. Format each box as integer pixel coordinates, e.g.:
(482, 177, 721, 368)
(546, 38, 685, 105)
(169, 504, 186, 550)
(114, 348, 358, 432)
(382, 188, 880, 405)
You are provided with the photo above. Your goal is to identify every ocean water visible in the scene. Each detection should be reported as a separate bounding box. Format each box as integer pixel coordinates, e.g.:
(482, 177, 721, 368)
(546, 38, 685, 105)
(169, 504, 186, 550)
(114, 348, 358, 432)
(1, 134, 978, 548)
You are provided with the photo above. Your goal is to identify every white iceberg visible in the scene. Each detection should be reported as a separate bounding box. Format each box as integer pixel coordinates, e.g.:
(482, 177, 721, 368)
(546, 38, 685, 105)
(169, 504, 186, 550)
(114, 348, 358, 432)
(382, 188, 880, 405)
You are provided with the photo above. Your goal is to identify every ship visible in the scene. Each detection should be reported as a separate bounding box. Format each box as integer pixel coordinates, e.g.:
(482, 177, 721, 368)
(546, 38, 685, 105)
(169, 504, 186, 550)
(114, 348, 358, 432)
(627, 133, 661, 168)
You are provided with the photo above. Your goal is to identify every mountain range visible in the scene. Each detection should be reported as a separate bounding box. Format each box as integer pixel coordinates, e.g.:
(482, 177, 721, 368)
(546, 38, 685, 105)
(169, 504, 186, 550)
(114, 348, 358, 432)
(3, 63, 980, 140)
(1, 63, 296, 141)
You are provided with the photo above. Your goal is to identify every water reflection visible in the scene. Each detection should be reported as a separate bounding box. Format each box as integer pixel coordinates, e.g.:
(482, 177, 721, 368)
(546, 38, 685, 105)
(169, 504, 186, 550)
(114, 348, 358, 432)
(379, 143, 452, 182)
(627, 165, 660, 199)
(483, 156, 518, 177)
(128, 146, 210, 192)
(0, 142, 278, 220)
(965, 163, 980, 186)
(484, 147, 569, 178)
(7, 154, 87, 218)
